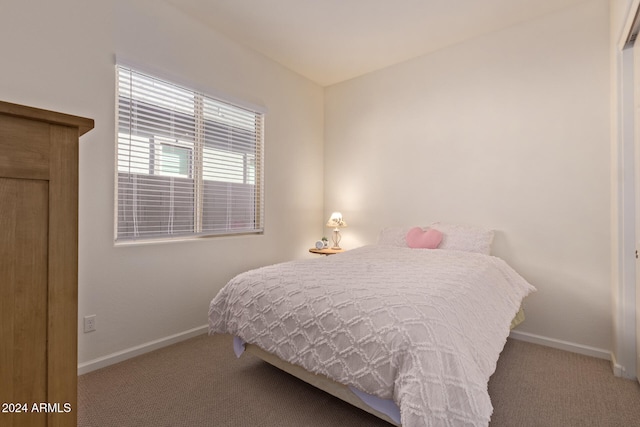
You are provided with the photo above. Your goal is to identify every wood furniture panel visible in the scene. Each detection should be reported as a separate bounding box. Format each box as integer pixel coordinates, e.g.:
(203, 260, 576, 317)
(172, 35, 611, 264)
(0, 101, 93, 427)
(0, 178, 49, 427)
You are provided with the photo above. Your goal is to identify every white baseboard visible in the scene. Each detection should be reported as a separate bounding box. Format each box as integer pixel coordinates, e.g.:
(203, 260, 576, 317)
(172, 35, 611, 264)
(77, 325, 209, 375)
(77, 326, 619, 377)
(610, 351, 639, 380)
(509, 329, 612, 362)
(610, 352, 624, 377)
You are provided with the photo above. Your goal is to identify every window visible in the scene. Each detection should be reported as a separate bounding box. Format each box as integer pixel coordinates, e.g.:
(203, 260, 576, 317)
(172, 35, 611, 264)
(116, 65, 264, 242)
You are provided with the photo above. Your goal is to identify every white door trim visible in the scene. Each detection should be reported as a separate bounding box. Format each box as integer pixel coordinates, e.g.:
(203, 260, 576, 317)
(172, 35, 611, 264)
(613, 0, 639, 380)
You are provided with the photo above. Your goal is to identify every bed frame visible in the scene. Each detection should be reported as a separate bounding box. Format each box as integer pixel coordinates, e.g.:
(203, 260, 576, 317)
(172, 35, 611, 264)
(244, 308, 526, 426)
(245, 343, 401, 425)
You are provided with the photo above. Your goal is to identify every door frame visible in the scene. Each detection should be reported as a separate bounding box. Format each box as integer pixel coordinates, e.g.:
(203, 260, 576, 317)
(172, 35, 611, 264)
(614, 0, 640, 380)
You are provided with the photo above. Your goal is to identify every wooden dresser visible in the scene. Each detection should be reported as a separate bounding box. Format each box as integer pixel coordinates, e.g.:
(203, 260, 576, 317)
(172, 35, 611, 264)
(0, 101, 93, 427)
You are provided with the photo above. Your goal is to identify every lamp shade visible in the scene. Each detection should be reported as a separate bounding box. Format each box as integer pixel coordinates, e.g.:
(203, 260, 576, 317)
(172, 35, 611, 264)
(326, 212, 347, 228)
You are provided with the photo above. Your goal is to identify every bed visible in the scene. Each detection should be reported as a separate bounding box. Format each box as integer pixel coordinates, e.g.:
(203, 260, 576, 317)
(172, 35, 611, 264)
(208, 224, 535, 426)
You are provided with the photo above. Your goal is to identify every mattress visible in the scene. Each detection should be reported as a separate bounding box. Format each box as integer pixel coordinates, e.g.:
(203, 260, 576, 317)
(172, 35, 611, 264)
(209, 245, 535, 426)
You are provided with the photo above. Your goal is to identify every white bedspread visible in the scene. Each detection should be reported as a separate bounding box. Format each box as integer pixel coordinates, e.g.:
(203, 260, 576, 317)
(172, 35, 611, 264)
(208, 245, 535, 426)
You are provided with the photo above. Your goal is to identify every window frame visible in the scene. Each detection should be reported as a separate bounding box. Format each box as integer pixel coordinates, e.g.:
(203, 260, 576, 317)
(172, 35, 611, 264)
(114, 65, 265, 244)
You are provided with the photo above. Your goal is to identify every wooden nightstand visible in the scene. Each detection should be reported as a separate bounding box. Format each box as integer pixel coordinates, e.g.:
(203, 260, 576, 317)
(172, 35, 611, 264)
(309, 248, 344, 255)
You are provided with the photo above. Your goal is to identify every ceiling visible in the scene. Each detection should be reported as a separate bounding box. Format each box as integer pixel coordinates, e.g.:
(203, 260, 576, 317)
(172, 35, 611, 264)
(167, 0, 587, 86)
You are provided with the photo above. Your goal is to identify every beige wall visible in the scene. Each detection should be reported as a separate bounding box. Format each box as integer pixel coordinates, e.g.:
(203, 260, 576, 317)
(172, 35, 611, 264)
(325, 0, 612, 352)
(0, 0, 324, 366)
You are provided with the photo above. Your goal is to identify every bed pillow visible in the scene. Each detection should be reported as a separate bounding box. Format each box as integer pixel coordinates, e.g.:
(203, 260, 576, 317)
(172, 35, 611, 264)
(428, 222, 494, 254)
(406, 227, 443, 249)
(377, 226, 412, 247)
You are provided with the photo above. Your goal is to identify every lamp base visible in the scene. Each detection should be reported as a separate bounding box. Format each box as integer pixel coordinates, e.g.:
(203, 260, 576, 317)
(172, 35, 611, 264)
(331, 228, 342, 250)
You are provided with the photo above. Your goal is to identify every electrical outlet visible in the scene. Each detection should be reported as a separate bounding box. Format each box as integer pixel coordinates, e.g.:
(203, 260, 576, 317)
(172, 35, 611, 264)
(84, 315, 96, 333)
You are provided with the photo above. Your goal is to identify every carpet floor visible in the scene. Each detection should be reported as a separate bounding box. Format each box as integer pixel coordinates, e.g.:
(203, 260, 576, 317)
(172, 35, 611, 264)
(78, 334, 640, 426)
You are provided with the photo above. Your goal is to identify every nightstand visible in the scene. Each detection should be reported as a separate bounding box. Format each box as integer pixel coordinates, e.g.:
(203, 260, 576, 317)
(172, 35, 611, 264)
(309, 248, 344, 255)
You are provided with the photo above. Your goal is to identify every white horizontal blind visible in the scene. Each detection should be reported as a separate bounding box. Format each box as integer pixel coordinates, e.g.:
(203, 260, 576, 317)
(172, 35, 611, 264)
(116, 65, 264, 242)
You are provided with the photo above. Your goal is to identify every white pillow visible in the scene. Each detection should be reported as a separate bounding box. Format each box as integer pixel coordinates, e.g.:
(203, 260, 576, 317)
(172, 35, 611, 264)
(428, 222, 494, 255)
(377, 226, 412, 247)
(377, 222, 494, 254)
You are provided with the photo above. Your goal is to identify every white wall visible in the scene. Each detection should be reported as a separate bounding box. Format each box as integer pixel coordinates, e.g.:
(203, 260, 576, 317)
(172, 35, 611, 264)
(325, 0, 612, 353)
(0, 0, 618, 368)
(0, 0, 324, 366)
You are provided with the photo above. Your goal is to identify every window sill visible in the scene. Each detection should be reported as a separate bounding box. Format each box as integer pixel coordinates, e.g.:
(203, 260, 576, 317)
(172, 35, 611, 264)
(113, 232, 264, 247)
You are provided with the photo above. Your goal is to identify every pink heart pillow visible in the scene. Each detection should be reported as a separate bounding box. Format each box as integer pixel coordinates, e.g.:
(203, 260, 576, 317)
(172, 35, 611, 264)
(406, 227, 443, 249)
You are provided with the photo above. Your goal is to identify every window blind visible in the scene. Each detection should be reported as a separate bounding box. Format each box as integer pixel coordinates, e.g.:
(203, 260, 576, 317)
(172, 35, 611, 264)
(116, 65, 264, 242)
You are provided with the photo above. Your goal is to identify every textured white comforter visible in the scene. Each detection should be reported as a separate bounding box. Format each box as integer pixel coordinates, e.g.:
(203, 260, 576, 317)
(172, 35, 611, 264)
(209, 245, 535, 426)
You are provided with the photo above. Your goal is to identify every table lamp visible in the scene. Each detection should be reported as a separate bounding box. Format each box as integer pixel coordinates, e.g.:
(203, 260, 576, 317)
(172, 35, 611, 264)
(326, 212, 347, 250)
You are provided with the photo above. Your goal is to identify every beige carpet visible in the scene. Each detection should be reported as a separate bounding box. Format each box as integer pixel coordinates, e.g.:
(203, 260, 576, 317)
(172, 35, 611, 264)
(78, 334, 640, 426)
